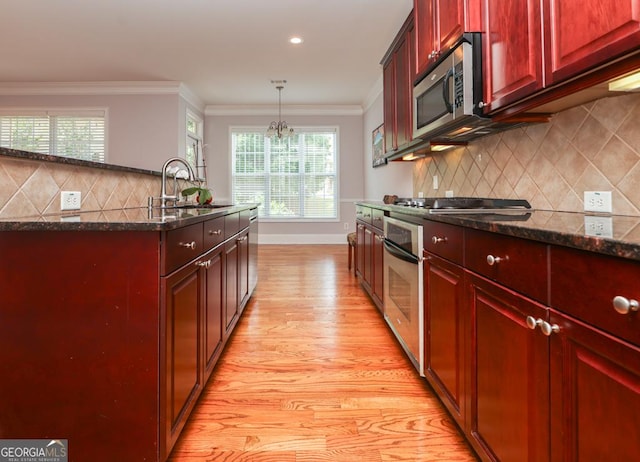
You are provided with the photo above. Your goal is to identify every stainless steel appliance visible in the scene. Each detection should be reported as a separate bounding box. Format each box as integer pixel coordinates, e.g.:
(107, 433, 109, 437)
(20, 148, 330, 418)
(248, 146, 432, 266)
(412, 33, 524, 143)
(383, 215, 424, 376)
(393, 196, 531, 215)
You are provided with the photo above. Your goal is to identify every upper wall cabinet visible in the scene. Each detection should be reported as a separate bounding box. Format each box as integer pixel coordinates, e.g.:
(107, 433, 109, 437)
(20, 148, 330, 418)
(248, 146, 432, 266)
(481, 0, 544, 112)
(482, 0, 640, 115)
(544, 0, 640, 85)
(382, 14, 415, 154)
(414, 0, 481, 81)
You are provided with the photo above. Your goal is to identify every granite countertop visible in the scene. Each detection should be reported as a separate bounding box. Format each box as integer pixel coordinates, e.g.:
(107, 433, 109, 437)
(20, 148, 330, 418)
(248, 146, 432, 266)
(358, 201, 640, 262)
(0, 204, 256, 232)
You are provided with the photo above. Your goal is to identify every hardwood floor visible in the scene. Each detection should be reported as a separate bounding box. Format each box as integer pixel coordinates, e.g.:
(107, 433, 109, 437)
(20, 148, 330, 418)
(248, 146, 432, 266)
(168, 244, 477, 461)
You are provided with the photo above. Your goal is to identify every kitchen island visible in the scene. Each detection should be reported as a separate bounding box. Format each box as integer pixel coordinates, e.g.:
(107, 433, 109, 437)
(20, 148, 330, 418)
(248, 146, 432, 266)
(0, 204, 258, 462)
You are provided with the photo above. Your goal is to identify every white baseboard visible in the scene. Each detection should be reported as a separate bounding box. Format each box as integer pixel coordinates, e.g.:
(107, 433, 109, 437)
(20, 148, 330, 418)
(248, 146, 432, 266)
(258, 234, 350, 245)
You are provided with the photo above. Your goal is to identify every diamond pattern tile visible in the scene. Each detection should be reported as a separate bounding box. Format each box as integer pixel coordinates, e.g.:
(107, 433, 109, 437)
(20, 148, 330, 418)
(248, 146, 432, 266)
(413, 93, 640, 215)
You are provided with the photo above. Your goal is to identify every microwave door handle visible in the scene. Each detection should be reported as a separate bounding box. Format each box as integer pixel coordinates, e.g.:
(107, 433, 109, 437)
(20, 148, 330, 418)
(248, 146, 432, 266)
(442, 68, 455, 114)
(383, 239, 419, 264)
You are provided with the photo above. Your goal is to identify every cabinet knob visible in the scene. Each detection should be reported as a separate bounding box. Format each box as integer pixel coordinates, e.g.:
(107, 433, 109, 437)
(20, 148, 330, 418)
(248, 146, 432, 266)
(237, 235, 248, 242)
(486, 254, 507, 266)
(180, 241, 196, 250)
(375, 235, 384, 242)
(196, 259, 211, 268)
(540, 321, 560, 336)
(208, 229, 222, 236)
(431, 236, 447, 244)
(612, 296, 639, 315)
(478, 101, 487, 109)
(525, 316, 543, 330)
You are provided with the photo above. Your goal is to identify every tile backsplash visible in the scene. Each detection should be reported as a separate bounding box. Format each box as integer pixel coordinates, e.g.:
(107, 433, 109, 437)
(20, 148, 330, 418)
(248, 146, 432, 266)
(414, 93, 640, 216)
(0, 156, 160, 218)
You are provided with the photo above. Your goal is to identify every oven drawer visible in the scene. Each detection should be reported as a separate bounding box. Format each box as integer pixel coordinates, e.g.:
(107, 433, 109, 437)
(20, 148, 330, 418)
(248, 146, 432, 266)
(550, 246, 640, 346)
(465, 229, 548, 303)
(424, 221, 463, 264)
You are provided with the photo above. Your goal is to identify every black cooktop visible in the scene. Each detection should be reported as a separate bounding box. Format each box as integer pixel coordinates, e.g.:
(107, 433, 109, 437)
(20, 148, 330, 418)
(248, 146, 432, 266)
(393, 196, 532, 210)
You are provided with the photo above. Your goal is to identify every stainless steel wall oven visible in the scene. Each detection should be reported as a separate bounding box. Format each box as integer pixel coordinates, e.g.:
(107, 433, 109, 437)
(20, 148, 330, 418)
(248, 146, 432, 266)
(383, 215, 424, 376)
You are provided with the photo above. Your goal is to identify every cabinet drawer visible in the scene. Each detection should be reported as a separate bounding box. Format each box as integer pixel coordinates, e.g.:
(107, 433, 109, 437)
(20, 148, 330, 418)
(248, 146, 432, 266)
(356, 205, 372, 225)
(203, 216, 225, 250)
(163, 222, 203, 275)
(225, 212, 240, 238)
(371, 208, 384, 231)
(239, 209, 251, 230)
(424, 221, 463, 264)
(550, 246, 640, 346)
(465, 229, 548, 303)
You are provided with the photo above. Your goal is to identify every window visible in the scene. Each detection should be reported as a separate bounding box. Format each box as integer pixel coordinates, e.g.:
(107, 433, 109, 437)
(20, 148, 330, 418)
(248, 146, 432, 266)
(232, 128, 338, 220)
(0, 110, 106, 162)
(186, 110, 204, 177)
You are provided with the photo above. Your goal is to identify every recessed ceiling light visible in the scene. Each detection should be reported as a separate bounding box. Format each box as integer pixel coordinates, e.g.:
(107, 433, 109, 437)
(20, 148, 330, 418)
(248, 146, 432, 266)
(289, 36, 303, 45)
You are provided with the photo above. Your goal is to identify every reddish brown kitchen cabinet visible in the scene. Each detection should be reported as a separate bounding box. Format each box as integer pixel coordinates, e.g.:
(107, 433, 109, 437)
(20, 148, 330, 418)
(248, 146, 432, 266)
(467, 273, 550, 462)
(162, 259, 203, 456)
(423, 251, 467, 429)
(543, 0, 640, 86)
(480, 0, 544, 112)
(203, 246, 224, 377)
(224, 236, 239, 333)
(355, 205, 384, 312)
(382, 13, 414, 154)
(415, 0, 468, 79)
(548, 309, 640, 461)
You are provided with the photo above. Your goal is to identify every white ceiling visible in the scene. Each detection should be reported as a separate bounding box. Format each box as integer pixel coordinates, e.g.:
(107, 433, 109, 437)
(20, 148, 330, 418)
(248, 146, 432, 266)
(1, 0, 413, 107)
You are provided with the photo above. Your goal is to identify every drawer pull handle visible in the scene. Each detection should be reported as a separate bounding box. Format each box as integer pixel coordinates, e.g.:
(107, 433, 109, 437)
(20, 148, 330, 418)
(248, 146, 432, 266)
(180, 241, 196, 250)
(486, 254, 507, 266)
(237, 236, 248, 242)
(196, 260, 211, 268)
(375, 235, 384, 242)
(208, 229, 222, 236)
(540, 321, 560, 336)
(431, 236, 447, 244)
(526, 316, 543, 330)
(612, 296, 639, 315)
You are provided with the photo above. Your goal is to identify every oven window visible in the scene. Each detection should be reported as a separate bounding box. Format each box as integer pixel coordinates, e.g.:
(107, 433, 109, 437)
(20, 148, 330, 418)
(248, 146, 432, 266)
(386, 223, 414, 255)
(416, 76, 449, 130)
(388, 267, 413, 322)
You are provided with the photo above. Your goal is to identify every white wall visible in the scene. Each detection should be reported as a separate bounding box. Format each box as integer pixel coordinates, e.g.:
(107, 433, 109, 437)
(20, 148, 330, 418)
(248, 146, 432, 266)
(363, 91, 413, 200)
(204, 112, 364, 244)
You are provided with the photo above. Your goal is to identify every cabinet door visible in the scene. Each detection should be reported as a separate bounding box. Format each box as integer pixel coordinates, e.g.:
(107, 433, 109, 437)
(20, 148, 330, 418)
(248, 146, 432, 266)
(203, 247, 223, 378)
(225, 239, 239, 333)
(424, 253, 466, 428)
(364, 226, 373, 287)
(237, 229, 250, 312)
(481, 0, 544, 112)
(372, 228, 385, 310)
(383, 58, 397, 152)
(415, 0, 437, 78)
(435, 0, 466, 55)
(468, 273, 549, 461)
(356, 222, 366, 279)
(395, 26, 413, 148)
(544, 0, 640, 85)
(163, 262, 202, 454)
(549, 309, 640, 462)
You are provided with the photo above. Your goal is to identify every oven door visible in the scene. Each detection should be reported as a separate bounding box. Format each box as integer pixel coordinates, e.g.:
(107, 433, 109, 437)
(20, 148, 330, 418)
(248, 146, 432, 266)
(383, 238, 424, 376)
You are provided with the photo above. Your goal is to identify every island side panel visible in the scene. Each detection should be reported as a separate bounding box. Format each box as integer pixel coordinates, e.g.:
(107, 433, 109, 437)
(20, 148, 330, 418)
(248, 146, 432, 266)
(0, 230, 162, 461)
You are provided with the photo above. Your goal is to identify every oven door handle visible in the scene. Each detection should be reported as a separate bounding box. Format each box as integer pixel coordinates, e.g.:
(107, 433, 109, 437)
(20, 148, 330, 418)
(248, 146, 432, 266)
(383, 238, 419, 264)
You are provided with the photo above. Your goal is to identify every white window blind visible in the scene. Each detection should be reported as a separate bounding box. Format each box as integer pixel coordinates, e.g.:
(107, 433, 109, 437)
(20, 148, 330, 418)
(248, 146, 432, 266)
(0, 110, 106, 162)
(232, 128, 338, 220)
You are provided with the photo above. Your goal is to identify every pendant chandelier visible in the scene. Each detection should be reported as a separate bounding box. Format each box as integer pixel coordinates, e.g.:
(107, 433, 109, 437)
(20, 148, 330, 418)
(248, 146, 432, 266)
(266, 80, 294, 139)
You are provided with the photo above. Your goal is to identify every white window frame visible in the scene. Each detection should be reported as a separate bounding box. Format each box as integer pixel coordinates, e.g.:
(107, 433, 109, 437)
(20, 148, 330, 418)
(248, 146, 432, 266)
(230, 126, 340, 223)
(186, 109, 204, 179)
(0, 107, 108, 163)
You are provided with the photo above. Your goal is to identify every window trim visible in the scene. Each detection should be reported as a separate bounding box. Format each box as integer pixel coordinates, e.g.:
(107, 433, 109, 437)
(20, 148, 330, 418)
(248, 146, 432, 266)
(230, 125, 340, 223)
(185, 109, 204, 179)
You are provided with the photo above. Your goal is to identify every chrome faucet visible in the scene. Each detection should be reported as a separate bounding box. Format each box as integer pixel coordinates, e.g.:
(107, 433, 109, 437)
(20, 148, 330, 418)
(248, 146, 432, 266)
(160, 157, 197, 208)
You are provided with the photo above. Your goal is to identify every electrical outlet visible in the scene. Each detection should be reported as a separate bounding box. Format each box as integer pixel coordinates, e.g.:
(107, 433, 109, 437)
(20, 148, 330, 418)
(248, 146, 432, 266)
(61, 191, 81, 211)
(445, 190, 454, 197)
(418, 191, 424, 198)
(343, 222, 349, 230)
(584, 191, 612, 213)
(432, 175, 439, 190)
(584, 216, 613, 238)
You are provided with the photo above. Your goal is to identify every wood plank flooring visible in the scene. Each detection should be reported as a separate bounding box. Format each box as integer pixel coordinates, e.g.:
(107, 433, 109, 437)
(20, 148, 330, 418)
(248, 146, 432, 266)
(168, 244, 477, 461)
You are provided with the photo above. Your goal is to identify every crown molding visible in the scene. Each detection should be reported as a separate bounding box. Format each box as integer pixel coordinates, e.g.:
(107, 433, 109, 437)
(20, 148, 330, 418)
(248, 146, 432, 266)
(205, 104, 364, 116)
(178, 83, 205, 112)
(0, 81, 185, 96)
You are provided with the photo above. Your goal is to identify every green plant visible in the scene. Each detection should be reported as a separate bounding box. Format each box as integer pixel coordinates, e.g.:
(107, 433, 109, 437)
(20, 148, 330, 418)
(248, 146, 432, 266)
(181, 186, 213, 205)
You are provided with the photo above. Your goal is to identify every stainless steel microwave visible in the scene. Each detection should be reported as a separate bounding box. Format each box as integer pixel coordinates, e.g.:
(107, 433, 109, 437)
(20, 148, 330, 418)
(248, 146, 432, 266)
(412, 33, 488, 142)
